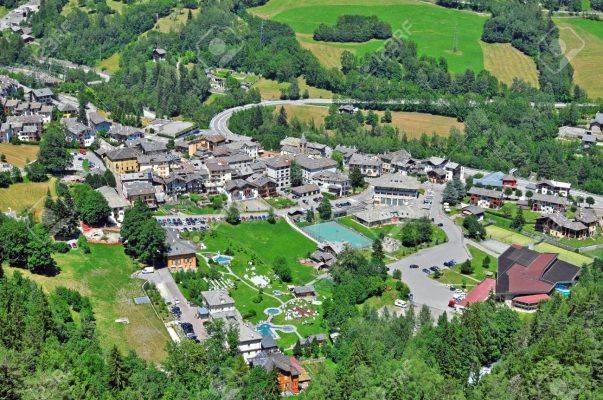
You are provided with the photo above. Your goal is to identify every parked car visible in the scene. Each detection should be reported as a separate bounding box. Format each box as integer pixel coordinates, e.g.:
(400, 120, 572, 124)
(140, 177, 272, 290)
(394, 299, 408, 308)
(430, 266, 440, 272)
(444, 259, 456, 267)
(422, 268, 432, 275)
(437, 222, 444, 227)
(409, 264, 419, 269)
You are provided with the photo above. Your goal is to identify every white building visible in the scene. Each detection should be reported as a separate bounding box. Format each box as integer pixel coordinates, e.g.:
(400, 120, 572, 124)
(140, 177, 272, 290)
(369, 173, 421, 206)
(264, 156, 291, 190)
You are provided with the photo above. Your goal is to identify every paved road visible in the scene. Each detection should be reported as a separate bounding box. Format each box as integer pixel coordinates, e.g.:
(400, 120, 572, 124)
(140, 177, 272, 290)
(138, 268, 208, 340)
(387, 183, 469, 312)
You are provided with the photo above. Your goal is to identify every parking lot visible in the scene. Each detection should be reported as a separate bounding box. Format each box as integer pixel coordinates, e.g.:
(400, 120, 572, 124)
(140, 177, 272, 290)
(156, 213, 272, 231)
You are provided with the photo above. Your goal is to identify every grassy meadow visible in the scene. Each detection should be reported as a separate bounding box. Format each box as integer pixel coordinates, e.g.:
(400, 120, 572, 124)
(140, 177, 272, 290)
(553, 17, 603, 100)
(0, 143, 39, 167)
(0, 177, 56, 220)
(6, 244, 170, 363)
(251, 0, 488, 73)
(480, 42, 539, 87)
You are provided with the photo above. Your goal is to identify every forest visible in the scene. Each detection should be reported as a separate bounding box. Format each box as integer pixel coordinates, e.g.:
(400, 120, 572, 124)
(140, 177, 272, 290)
(313, 15, 392, 43)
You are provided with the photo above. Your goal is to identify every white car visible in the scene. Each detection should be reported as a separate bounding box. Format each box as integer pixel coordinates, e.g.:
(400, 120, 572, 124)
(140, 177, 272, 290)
(394, 299, 408, 308)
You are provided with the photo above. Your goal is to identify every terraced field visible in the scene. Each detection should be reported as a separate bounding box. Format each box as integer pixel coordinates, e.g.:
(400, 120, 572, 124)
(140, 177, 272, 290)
(251, 0, 488, 73)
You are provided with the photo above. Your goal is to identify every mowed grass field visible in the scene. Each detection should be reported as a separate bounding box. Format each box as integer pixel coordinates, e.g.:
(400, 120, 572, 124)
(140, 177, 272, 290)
(251, 0, 488, 73)
(6, 245, 170, 363)
(0, 143, 39, 166)
(276, 105, 463, 138)
(253, 77, 334, 100)
(480, 42, 539, 87)
(0, 177, 56, 220)
(553, 17, 603, 100)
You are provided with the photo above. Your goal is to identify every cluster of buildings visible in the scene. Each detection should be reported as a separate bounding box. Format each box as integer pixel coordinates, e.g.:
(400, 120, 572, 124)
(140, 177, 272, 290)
(557, 112, 603, 148)
(198, 289, 310, 394)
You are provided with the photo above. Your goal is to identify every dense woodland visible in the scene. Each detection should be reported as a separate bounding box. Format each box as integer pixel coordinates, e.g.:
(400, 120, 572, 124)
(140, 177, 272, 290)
(313, 15, 392, 43)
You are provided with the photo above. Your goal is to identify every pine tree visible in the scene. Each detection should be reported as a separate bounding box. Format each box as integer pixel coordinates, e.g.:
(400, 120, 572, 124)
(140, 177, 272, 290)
(442, 181, 458, 205)
(276, 106, 288, 126)
(251, 106, 264, 129)
(510, 207, 525, 231)
(349, 166, 364, 189)
(317, 196, 332, 220)
(381, 109, 392, 123)
(107, 346, 126, 390)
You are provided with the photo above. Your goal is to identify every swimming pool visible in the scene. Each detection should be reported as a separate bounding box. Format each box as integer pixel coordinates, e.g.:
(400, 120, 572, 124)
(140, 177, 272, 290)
(264, 307, 281, 316)
(255, 322, 295, 339)
(212, 254, 232, 265)
(303, 221, 372, 248)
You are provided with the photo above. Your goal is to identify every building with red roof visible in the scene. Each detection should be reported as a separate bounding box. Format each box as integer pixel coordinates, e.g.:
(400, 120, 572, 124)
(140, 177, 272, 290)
(458, 278, 496, 308)
(496, 244, 579, 306)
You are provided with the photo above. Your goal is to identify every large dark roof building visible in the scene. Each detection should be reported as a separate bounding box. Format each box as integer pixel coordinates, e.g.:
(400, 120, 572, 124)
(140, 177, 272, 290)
(496, 244, 580, 305)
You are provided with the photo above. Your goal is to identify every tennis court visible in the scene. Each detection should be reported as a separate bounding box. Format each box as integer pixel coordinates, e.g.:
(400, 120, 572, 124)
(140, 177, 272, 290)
(303, 221, 372, 248)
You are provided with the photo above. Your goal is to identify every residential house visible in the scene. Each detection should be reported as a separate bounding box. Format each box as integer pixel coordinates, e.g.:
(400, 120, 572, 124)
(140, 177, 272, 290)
(280, 135, 332, 158)
(187, 132, 226, 155)
(152, 48, 167, 61)
(292, 285, 316, 298)
(96, 186, 130, 224)
(104, 147, 140, 174)
(527, 192, 569, 213)
(338, 104, 358, 114)
(502, 174, 517, 190)
(536, 179, 571, 197)
(589, 112, 603, 134)
(468, 187, 504, 209)
(28, 88, 54, 104)
(380, 149, 412, 173)
(309, 170, 350, 197)
(201, 290, 236, 317)
(294, 155, 337, 182)
(247, 174, 277, 198)
(158, 170, 206, 197)
(334, 145, 357, 167)
(1, 114, 43, 142)
(348, 153, 383, 177)
(166, 229, 197, 272)
(122, 180, 157, 208)
(461, 205, 485, 221)
(138, 153, 179, 178)
(0, 75, 18, 97)
(224, 139, 260, 159)
(238, 323, 264, 363)
(473, 171, 505, 188)
(496, 244, 580, 310)
(87, 111, 112, 132)
(224, 179, 258, 202)
(264, 156, 291, 190)
(309, 249, 336, 269)
(62, 118, 95, 147)
(370, 173, 421, 206)
(291, 184, 320, 199)
(535, 208, 598, 239)
(250, 352, 310, 395)
(205, 159, 232, 193)
(423, 156, 464, 182)
(109, 124, 144, 143)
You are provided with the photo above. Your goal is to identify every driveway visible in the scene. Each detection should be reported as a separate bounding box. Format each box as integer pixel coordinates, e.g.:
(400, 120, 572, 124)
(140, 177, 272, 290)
(387, 183, 469, 313)
(138, 268, 207, 340)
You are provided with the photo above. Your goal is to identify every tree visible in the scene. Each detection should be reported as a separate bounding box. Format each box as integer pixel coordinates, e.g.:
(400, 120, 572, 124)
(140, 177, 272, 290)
(586, 196, 595, 207)
(514, 189, 522, 197)
(526, 190, 533, 198)
(371, 237, 385, 267)
(226, 205, 240, 225)
(77, 90, 88, 124)
(381, 109, 392, 123)
(107, 346, 127, 390)
(317, 196, 332, 220)
(77, 235, 90, 253)
(38, 123, 73, 173)
(305, 209, 314, 223)
(0, 172, 11, 188)
(460, 259, 473, 274)
(26, 233, 58, 275)
(121, 201, 166, 266)
(510, 207, 525, 231)
(276, 106, 288, 127)
(25, 161, 48, 182)
(73, 185, 110, 226)
(452, 176, 465, 199)
(290, 161, 303, 187)
(210, 194, 224, 210)
(392, 269, 402, 280)
(482, 256, 491, 269)
(463, 215, 486, 240)
(288, 78, 300, 100)
(10, 166, 21, 183)
(267, 208, 276, 224)
(349, 166, 364, 189)
(273, 256, 292, 282)
(442, 181, 458, 205)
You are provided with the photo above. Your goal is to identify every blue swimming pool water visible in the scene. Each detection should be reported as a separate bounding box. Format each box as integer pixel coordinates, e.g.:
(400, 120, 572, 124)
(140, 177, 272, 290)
(256, 323, 277, 338)
(303, 221, 372, 248)
(213, 254, 232, 265)
(264, 307, 281, 316)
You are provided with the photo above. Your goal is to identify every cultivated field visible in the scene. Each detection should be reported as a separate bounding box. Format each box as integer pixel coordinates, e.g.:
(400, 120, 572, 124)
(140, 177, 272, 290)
(275, 105, 463, 138)
(251, 0, 488, 73)
(0, 143, 39, 167)
(0, 177, 56, 220)
(553, 17, 603, 100)
(7, 245, 170, 363)
(480, 42, 539, 87)
(152, 7, 200, 33)
(99, 52, 121, 73)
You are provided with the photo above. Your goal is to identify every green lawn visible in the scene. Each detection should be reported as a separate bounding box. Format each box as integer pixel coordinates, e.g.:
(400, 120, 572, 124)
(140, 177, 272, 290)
(251, 0, 488, 73)
(204, 220, 318, 286)
(485, 225, 535, 246)
(583, 248, 603, 261)
(6, 244, 169, 363)
(156, 199, 221, 215)
(534, 242, 593, 267)
(556, 233, 603, 249)
(0, 6, 7, 19)
(484, 202, 540, 233)
(265, 197, 297, 209)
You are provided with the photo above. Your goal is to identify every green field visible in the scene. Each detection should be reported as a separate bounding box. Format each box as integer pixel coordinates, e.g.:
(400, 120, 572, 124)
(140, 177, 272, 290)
(251, 0, 488, 73)
(0, 177, 56, 220)
(0, 143, 39, 167)
(534, 242, 593, 267)
(6, 244, 169, 363)
(553, 17, 603, 100)
(485, 225, 535, 246)
(0, 6, 8, 18)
